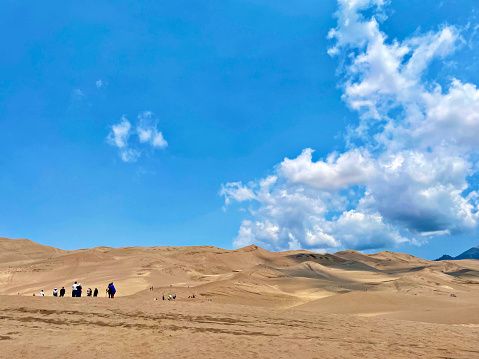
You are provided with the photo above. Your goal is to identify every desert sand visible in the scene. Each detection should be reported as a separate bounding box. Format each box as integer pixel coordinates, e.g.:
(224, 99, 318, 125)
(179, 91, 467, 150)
(2, 236, 479, 358)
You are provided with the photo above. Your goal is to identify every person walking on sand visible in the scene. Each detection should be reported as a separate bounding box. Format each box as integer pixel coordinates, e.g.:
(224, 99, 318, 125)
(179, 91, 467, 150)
(86, 288, 92, 297)
(60, 287, 65, 297)
(72, 281, 78, 297)
(53, 288, 58, 297)
(93, 288, 98, 297)
(40, 290, 45, 297)
(108, 282, 116, 299)
(77, 283, 82, 297)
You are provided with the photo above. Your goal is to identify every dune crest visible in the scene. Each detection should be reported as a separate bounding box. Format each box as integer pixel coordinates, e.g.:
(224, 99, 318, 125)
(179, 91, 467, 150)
(1, 237, 479, 323)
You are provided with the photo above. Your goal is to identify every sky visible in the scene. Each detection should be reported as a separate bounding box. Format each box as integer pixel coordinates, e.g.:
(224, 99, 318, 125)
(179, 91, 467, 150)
(1, 0, 479, 259)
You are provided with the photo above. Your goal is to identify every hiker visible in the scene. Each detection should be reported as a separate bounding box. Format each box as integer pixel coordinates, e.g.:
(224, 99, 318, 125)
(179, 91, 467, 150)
(86, 288, 92, 297)
(53, 288, 58, 297)
(162, 295, 165, 300)
(93, 288, 98, 297)
(72, 281, 78, 297)
(60, 287, 65, 297)
(108, 283, 116, 298)
(77, 283, 82, 297)
(40, 290, 45, 297)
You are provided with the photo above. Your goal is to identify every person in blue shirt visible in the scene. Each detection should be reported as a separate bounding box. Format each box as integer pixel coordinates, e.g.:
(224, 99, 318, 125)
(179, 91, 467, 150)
(108, 283, 116, 298)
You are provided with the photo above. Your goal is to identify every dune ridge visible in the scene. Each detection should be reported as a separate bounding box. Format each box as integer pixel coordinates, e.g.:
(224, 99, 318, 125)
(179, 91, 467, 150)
(2, 237, 479, 358)
(2, 237, 479, 319)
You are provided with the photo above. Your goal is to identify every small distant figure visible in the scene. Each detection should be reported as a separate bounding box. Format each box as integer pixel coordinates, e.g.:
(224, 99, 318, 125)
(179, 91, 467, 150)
(77, 283, 82, 297)
(72, 281, 78, 297)
(150, 285, 154, 291)
(173, 294, 176, 300)
(60, 287, 65, 297)
(86, 288, 92, 297)
(40, 290, 45, 297)
(108, 282, 116, 299)
(451, 293, 457, 297)
(93, 288, 98, 297)
(162, 295, 165, 301)
(53, 288, 58, 297)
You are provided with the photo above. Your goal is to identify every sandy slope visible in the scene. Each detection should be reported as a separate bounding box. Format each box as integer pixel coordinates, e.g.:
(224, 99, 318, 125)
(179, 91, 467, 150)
(2, 237, 479, 357)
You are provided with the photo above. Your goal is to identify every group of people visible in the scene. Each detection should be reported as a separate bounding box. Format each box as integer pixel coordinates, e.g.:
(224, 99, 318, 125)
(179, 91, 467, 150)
(37, 282, 115, 298)
(71, 282, 85, 297)
(52, 287, 66, 297)
(156, 294, 196, 301)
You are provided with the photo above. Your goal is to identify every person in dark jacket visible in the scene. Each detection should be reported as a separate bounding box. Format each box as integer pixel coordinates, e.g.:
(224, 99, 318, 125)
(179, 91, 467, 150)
(108, 283, 116, 299)
(76, 283, 82, 297)
(60, 287, 65, 297)
(93, 288, 98, 297)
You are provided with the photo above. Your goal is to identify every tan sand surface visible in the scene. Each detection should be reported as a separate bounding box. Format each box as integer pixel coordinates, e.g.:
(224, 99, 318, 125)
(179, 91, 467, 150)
(2, 237, 479, 358)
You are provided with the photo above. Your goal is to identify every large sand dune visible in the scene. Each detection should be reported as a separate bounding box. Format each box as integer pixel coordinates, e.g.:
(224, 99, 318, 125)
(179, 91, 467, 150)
(2, 237, 479, 358)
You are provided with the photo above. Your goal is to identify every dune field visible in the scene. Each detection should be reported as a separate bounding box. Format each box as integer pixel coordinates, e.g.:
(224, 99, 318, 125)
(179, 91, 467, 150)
(2, 236, 479, 358)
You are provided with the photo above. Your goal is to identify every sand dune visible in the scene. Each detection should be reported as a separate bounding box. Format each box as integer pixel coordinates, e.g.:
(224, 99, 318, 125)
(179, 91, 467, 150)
(2, 237, 479, 357)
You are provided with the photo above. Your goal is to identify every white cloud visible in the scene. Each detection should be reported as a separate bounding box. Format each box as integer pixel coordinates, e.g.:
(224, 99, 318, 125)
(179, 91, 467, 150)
(95, 80, 103, 88)
(120, 148, 141, 163)
(221, 0, 479, 252)
(220, 182, 256, 206)
(152, 132, 168, 148)
(420, 80, 479, 149)
(362, 150, 476, 234)
(280, 148, 375, 189)
(137, 111, 168, 149)
(106, 112, 168, 162)
(288, 234, 302, 250)
(107, 116, 131, 149)
(333, 210, 408, 250)
(224, 170, 405, 251)
(72, 88, 85, 100)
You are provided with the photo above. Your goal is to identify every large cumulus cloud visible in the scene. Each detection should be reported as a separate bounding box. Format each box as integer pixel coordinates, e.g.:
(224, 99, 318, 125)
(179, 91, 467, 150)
(220, 0, 479, 252)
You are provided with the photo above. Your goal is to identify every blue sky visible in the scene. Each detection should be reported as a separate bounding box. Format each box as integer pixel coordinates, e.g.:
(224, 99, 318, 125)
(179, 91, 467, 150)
(1, 0, 479, 259)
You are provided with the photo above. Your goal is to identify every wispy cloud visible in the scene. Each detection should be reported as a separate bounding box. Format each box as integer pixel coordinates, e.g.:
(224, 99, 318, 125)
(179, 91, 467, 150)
(220, 0, 479, 252)
(136, 111, 168, 149)
(107, 112, 168, 162)
(71, 88, 85, 100)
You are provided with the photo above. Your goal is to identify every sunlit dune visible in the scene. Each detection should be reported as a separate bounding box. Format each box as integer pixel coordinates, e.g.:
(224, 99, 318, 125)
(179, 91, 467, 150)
(2, 237, 479, 357)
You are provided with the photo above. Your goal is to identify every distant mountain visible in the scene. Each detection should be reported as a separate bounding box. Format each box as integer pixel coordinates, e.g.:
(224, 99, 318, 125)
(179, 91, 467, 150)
(455, 246, 479, 260)
(435, 246, 479, 261)
(435, 254, 454, 261)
